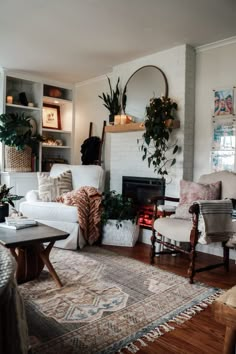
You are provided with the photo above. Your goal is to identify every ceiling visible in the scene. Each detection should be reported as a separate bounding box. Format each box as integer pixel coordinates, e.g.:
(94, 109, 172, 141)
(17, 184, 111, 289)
(1, 0, 236, 84)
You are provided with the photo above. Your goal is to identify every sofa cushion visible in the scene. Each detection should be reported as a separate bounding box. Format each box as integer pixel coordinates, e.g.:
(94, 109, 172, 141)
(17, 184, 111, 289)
(38, 170, 73, 202)
(50, 164, 105, 192)
(20, 201, 78, 223)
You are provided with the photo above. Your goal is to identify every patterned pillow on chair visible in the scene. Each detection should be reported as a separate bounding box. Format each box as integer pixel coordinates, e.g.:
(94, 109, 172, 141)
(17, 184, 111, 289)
(38, 170, 73, 202)
(174, 180, 221, 220)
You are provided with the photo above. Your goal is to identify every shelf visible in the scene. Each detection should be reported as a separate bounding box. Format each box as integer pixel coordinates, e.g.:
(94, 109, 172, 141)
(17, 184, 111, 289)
(42, 145, 71, 149)
(42, 128, 71, 134)
(6, 103, 41, 111)
(105, 120, 180, 133)
(43, 96, 72, 105)
(105, 122, 145, 133)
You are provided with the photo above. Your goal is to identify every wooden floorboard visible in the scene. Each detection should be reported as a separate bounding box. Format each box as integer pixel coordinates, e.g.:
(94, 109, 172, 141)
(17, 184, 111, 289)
(102, 242, 236, 354)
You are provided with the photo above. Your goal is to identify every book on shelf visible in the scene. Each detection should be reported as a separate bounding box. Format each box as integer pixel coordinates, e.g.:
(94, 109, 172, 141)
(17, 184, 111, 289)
(0, 222, 38, 230)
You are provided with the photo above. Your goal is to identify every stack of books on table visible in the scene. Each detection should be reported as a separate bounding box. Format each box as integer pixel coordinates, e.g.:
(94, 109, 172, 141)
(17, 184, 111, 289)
(0, 217, 38, 230)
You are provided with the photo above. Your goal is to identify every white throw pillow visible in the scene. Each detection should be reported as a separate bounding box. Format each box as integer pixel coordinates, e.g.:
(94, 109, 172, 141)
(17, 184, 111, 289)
(37, 170, 72, 202)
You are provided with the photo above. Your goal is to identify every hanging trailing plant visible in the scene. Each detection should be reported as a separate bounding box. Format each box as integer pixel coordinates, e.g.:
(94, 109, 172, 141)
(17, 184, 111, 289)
(141, 96, 179, 177)
(98, 77, 121, 124)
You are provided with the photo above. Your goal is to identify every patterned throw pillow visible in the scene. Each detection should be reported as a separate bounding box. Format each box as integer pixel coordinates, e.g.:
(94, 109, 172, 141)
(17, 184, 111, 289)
(38, 170, 73, 202)
(174, 180, 221, 219)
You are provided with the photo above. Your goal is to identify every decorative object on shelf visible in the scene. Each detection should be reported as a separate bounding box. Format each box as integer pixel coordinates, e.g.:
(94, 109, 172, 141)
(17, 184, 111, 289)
(6, 96, 13, 104)
(42, 136, 64, 146)
(42, 104, 61, 130)
(0, 184, 23, 222)
(28, 102, 34, 107)
(122, 65, 168, 122)
(98, 77, 122, 124)
(19, 92, 28, 106)
(141, 96, 179, 177)
(0, 112, 43, 172)
(114, 114, 133, 125)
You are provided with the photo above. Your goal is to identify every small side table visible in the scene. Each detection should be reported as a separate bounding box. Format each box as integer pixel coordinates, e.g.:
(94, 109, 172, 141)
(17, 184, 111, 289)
(213, 286, 236, 354)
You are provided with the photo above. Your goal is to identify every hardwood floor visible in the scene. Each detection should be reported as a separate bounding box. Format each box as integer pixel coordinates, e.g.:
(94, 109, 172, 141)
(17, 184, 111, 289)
(102, 242, 236, 354)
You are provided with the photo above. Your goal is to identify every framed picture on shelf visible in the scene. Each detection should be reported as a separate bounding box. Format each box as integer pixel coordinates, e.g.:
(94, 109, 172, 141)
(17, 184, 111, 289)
(212, 88, 234, 117)
(42, 104, 61, 130)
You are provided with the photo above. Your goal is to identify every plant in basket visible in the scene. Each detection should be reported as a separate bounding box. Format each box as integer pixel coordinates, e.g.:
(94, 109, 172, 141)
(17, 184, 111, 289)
(0, 112, 43, 172)
(101, 190, 139, 247)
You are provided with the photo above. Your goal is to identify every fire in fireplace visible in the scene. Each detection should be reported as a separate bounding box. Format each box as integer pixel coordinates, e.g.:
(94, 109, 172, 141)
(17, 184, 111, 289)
(122, 176, 165, 229)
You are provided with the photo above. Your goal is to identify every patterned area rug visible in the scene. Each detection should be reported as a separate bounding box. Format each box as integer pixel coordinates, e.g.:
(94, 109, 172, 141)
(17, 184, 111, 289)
(19, 247, 221, 354)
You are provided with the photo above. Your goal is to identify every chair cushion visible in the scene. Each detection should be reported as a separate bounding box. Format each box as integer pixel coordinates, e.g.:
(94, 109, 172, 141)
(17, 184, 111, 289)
(38, 170, 73, 202)
(154, 217, 193, 242)
(20, 201, 78, 223)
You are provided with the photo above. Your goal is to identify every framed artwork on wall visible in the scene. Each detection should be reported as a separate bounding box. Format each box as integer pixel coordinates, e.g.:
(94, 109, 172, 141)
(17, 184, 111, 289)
(42, 104, 61, 130)
(212, 88, 235, 117)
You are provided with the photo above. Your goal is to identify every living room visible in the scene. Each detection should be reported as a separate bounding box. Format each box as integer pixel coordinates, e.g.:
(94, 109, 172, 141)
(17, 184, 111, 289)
(1, 1, 236, 353)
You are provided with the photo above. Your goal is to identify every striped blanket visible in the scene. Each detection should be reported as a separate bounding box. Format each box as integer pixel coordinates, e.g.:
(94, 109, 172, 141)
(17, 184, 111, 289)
(195, 199, 233, 244)
(56, 186, 102, 245)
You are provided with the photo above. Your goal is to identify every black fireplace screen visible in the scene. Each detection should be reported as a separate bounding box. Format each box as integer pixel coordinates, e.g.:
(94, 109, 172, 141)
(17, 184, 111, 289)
(122, 176, 165, 228)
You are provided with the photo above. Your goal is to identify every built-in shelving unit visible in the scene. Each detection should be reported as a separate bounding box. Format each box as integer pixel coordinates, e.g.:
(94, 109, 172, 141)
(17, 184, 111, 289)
(0, 70, 74, 173)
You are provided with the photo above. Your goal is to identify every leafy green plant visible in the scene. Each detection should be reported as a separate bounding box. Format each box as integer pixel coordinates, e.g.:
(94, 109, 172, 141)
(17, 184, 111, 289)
(101, 190, 136, 228)
(98, 77, 121, 122)
(0, 112, 43, 151)
(0, 184, 22, 207)
(141, 96, 179, 177)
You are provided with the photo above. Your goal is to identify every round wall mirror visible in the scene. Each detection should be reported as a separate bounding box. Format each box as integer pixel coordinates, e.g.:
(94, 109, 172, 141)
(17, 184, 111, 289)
(122, 65, 168, 122)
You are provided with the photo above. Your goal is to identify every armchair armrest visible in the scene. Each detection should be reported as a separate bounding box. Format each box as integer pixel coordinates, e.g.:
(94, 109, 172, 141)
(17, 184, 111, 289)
(25, 190, 40, 202)
(189, 203, 200, 215)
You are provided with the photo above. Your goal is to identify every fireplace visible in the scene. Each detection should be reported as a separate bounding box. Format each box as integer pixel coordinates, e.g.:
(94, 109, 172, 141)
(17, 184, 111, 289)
(122, 176, 165, 229)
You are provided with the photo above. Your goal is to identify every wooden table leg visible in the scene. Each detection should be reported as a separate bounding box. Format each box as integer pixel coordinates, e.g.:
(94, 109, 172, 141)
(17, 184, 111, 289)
(223, 326, 236, 354)
(37, 242, 63, 288)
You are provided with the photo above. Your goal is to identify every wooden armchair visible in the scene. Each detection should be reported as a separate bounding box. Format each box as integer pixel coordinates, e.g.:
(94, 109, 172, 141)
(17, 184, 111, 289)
(150, 170, 236, 283)
(150, 196, 229, 283)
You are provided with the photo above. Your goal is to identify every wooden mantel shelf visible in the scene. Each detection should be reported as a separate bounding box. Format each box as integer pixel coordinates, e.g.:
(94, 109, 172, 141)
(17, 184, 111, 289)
(105, 120, 180, 133)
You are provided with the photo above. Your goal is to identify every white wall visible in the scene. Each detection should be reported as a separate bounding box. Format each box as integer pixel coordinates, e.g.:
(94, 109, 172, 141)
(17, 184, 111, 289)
(75, 45, 196, 194)
(74, 75, 111, 168)
(194, 38, 236, 259)
(194, 39, 236, 181)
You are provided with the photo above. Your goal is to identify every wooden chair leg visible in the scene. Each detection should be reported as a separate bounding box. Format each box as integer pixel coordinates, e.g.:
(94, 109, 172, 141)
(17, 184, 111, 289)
(188, 244, 196, 284)
(150, 231, 156, 265)
(223, 326, 236, 354)
(223, 243, 230, 272)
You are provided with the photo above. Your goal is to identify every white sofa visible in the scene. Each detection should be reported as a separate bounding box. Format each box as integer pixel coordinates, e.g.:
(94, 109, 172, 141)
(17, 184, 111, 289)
(20, 164, 105, 250)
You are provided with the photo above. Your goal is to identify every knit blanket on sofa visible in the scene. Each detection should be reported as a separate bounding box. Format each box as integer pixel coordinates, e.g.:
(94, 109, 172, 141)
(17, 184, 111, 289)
(56, 186, 102, 245)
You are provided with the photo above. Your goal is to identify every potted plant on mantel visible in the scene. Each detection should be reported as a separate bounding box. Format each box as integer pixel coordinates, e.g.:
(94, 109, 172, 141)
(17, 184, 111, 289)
(101, 190, 139, 247)
(0, 184, 22, 222)
(141, 96, 179, 177)
(0, 112, 43, 172)
(98, 77, 122, 124)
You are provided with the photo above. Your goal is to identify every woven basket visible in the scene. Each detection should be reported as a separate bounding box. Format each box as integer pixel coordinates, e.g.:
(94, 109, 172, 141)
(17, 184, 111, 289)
(5, 146, 32, 172)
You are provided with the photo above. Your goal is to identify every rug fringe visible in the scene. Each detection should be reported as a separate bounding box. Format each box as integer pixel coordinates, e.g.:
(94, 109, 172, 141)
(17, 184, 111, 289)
(119, 289, 223, 353)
